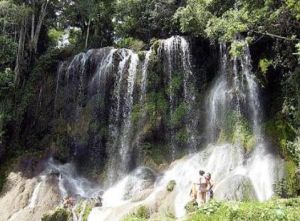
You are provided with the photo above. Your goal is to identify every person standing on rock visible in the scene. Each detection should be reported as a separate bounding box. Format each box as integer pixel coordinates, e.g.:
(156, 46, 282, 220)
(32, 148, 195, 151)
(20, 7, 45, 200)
(205, 172, 214, 201)
(198, 170, 208, 205)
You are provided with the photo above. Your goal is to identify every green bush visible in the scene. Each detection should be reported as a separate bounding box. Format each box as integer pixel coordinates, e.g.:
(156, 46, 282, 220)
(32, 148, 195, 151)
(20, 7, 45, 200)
(218, 111, 255, 152)
(186, 198, 300, 221)
(122, 205, 150, 221)
(115, 37, 145, 52)
(264, 118, 296, 161)
(185, 200, 198, 213)
(42, 208, 72, 221)
(167, 180, 176, 192)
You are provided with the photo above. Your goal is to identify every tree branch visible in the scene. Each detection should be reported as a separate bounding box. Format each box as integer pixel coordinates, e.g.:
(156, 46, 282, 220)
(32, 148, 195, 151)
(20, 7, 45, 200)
(253, 31, 300, 42)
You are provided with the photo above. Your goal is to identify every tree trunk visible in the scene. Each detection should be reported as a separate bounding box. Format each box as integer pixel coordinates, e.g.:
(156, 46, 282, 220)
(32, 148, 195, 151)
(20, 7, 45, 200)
(31, 13, 35, 44)
(85, 19, 91, 49)
(14, 17, 27, 86)
(32, 0, 48, 54)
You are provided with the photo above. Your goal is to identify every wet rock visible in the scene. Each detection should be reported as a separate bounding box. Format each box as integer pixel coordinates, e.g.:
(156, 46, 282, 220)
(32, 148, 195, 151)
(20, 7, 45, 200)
(131, 188, 153, 202)
(0, 172, 61, 221)
(123, 167, 156, 200)
(41, 208, 72, 221)
(214, 175, 257, 201)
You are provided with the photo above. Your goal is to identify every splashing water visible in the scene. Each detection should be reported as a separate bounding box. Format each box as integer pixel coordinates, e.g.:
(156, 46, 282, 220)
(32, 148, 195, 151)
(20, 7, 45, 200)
(88, 40, 283, 220)
(46, 158, 103, 199)
(45, 37, 284, 221)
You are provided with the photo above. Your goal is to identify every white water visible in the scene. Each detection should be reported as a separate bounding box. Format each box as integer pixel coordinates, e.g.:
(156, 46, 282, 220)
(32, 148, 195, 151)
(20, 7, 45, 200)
(28, 175, 46, 208)
(88, 40, 283, 220)
(158, 36, 197, 157)
(140, 49, 152, 103)
(88, 142, 283, 220)
(46, 158, 103, 199)
(106, 49, 140, 183)
(19, 36, 284, 221)
(90, 48, 117, 91)
(119, 52, 139, 168)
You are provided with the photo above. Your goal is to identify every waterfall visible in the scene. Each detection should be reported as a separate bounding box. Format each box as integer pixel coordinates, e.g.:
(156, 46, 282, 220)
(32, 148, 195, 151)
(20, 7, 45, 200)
(206, 42, 283, 201)
(140, 49, 152, 103)
(104, 49, 141, 184)
(47, 158, 103, 199)
(158, 36, 197, 158)
(207, 43, 262, 143)
(207, 44, 228, 141)
(44, 37, 284, 221)
(241, 45, 262, 139)
(28, 175, 46, 208)
(119, 52, 139, 172)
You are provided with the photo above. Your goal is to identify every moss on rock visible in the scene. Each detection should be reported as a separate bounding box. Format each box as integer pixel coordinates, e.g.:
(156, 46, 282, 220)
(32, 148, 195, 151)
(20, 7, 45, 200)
(42, 208, 72, 221)
(166, 180, 176, 192)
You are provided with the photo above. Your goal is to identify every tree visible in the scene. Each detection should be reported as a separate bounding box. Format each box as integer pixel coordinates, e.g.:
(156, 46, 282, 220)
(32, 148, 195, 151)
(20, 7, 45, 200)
(175, 0, 300, 43)
(57, 0, 115, 49)
(115, 0, 181, 42)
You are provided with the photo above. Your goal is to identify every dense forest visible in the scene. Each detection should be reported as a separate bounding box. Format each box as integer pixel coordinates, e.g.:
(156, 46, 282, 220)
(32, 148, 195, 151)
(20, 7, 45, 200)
(0, 0, 300, 221)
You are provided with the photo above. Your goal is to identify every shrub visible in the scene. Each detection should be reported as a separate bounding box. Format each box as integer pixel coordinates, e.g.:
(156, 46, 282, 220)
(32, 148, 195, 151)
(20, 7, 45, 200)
(122, 205, 150, 221)
(42, 208, 72, 221)
(167, 180, 176, 192)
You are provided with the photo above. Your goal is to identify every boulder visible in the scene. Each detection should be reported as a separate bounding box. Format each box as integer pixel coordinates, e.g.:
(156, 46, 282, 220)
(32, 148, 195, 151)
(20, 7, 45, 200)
(214, 175, 257, 201)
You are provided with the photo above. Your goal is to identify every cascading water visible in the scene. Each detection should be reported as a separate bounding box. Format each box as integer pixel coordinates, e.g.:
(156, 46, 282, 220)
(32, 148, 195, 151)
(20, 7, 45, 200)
(6, 36, 284, 221)
(158, 36, 197, 157)
(207, 44, 229, 141)
(206, 42, 283, 202)
(106, 49, 140, 184)
(87, 40, 283, 220)
(140, 49, 152, 104)
(119, 52, 139, 171)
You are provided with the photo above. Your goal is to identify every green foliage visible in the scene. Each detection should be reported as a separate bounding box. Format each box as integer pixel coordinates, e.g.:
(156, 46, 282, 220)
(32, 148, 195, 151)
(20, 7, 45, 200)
(197, 201, 223, 216)
(285, 160, 299, 197)
(259, 58, 273, 75)
(169, 72, 184, 97)
(48, 28, 64, 47)
(73, 201, 93, 221)
(229, 40, 247, 57)
(58, 0, 114, 48)
(0, 68, 14, 99)
(264, 118, 297, 161)
(0, 35, 17, 69)
(186, 198, 300, 221)
(82, 205, 92, 221)
(170, 102, 187, 128)
(219, 111, 255, 152)
(286, 0, 300, 20)
(122, 205, 150, 221)
(185, 200, 198, 213)
(174, 0, 212, 37)
(175, 0, 300, 43)
(115, 37, 145, 52)
(145, 92, 168, 128)
(166, 180, 176, 192)
(286, 136, 300, 164)
(175, 128, 188, 144)
(0, 0, 27, 27)
(282, 67, 300, 129)
(206, 8, 250, 42)
(115, 0, 179, 41)
(42, 208, 72, 221)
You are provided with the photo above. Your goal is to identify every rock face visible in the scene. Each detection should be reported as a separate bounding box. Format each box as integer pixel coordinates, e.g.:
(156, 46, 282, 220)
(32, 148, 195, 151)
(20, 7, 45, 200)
(214, 175, 257, 201)
(0, 172, 61, 221)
